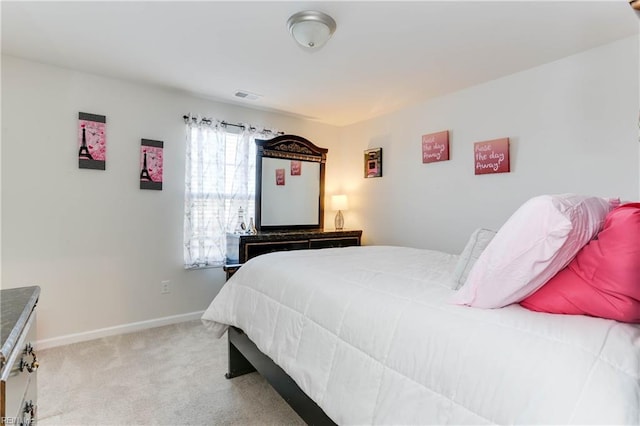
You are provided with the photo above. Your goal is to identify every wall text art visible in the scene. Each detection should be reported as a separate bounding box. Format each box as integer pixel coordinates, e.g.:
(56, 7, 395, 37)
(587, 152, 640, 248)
(422, 130, 449, 163)
(474, 138, 510, 175)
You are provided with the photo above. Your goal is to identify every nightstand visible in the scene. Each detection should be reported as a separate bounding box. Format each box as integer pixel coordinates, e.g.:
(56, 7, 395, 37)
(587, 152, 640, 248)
(223, 264, 242, 281)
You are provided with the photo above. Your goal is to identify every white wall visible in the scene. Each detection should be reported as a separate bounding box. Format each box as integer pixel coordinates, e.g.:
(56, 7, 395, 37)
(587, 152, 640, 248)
(3, 35, 638, 344)
(332, 36, 639, 254)
(1, 55, 340, 342)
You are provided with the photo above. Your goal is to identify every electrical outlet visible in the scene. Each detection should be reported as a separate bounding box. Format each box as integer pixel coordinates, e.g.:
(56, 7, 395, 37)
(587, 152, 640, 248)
(161, 280, 171, 294)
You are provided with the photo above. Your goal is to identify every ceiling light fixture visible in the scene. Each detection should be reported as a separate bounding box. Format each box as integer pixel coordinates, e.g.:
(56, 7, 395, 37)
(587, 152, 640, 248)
(287, 10, 336, 50)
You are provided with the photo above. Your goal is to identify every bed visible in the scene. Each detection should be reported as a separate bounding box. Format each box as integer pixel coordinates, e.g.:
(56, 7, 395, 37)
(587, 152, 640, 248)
(202, 244, 640, 425)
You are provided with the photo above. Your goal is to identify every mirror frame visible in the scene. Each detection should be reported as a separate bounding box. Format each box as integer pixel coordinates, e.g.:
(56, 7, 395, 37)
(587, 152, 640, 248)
(255, 134, 328, 232)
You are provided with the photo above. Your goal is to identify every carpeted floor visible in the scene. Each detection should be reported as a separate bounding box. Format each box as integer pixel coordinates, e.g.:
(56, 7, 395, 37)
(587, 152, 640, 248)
(38, 320, 304, 425)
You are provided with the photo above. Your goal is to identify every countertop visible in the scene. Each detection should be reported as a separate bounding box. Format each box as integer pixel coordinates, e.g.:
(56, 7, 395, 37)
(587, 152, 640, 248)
(0, 286, 40, 369)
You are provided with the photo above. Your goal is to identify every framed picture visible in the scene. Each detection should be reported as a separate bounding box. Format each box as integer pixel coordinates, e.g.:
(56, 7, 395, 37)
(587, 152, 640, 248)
(78, 112, 106, 170)
(140, 139, 164, 190)
(291, 160, 302, 176)
(422, 130, 449, 163)
(275, 168, 286, 185)
(474, 138, 510, 175)
(364, 148, 382, 178)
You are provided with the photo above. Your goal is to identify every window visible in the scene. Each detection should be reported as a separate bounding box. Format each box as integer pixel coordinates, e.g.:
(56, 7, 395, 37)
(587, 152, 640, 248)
(183, 120, 261, 268)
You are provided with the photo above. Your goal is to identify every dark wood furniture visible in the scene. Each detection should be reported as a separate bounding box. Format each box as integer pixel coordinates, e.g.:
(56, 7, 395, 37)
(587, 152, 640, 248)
(224, 229, 363, 279)
(222, 263, 243, 281)
(0, 286, 40, 426)
(255, 135, 328, 231)
(222, 230, 362, 422)
(227, 326, 336, 425)
(223, 134, 351, 423)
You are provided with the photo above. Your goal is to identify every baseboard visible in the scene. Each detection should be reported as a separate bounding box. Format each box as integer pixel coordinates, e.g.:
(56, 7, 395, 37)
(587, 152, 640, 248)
(37, 310, 205, 350)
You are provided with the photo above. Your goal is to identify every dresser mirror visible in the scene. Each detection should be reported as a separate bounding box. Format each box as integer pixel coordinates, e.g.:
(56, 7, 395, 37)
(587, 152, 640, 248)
(255, 135, 328, 231)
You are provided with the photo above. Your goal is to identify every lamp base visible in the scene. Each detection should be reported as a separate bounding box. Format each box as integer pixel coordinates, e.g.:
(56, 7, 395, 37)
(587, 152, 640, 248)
(334, 210, 344, 231)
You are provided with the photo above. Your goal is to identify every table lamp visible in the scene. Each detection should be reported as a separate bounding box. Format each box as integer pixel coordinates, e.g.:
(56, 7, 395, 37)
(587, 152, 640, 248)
(331, 194, 348, 230)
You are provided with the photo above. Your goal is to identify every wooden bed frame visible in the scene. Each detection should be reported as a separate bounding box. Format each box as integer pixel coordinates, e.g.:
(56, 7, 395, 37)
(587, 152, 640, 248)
(225, 326, 336, 425)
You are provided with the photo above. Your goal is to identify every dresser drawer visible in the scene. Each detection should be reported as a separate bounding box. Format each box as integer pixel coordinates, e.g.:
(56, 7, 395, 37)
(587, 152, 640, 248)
(18, 377, 36, 426)
(1, 311, 37, 425)
(224, 230, 363, 280)
(245, 240, 309, 261)
(309, 237, 360, 249)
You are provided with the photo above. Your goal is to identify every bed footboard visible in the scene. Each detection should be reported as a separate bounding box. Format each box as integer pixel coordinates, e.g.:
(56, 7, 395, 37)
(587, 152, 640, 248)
(225, 326, 336, 426)
(225, 327, 257, 378)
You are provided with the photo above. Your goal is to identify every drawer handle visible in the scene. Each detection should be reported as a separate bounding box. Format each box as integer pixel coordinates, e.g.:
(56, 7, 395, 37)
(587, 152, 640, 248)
(19, 344, 39, 373)
(20, 400, 35, 426)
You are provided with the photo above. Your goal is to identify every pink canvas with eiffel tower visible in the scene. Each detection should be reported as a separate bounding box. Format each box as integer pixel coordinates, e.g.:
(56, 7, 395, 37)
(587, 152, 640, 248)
(78, 112, 106, 170)
(140, 139, 164, 190)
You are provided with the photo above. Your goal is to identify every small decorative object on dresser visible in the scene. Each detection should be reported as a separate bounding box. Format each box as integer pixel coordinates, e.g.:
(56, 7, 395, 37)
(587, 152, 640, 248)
(234, 207, 247, 234)
(247, 217, 257, 235)
(224, 229, 362, 280)
(0, 286, 40, 426)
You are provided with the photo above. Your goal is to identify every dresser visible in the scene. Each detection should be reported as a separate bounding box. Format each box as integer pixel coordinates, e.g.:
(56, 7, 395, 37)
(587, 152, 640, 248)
(225, 229, 362, 279)
(0, 286, 40, 426)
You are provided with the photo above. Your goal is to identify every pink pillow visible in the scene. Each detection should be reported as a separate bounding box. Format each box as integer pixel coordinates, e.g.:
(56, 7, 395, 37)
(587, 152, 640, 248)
(521, 203, 640, 323)
(451, 194, 611, 308)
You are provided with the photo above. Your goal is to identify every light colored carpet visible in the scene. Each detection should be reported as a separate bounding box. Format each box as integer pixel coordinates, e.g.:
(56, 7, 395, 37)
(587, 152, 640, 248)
(38, 320, 305, 425)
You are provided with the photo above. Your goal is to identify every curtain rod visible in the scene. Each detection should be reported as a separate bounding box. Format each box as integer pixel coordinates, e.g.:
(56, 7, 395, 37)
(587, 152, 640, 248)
(182, 115, 283, 135)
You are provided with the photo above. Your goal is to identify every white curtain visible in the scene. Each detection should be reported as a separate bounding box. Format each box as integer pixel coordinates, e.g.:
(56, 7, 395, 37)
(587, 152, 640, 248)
(183, 115, 268, 268)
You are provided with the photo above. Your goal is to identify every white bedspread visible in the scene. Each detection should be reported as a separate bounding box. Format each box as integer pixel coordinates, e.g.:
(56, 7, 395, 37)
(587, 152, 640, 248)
(202, 246, 640, 425)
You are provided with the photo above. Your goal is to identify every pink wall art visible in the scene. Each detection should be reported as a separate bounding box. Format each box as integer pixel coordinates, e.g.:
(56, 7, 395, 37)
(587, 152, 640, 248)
(422, 130, 449, 163)
(140, 139, 164, 190)
(364, 148, 382, 178)
(78, 112, 106, 170)
(474, 138, 510, 175)
(276, 168, 286, 186)
(291, 160, 302, 176)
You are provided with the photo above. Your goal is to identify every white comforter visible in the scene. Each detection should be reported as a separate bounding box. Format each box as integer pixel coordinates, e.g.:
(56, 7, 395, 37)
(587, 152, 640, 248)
(202, 246, 640, 425)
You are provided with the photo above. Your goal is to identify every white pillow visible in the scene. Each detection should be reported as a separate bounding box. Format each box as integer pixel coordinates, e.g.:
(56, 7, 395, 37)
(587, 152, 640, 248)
(451, 194, 612, 308)
(452, 228, 496, 290)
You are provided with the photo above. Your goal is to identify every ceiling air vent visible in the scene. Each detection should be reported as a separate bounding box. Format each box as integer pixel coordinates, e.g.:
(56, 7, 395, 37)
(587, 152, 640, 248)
(234, 90, 261, 101)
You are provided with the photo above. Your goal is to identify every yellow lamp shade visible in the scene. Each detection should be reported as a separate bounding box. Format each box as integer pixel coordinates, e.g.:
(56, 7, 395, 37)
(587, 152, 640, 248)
(331, 194, 348, 211)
